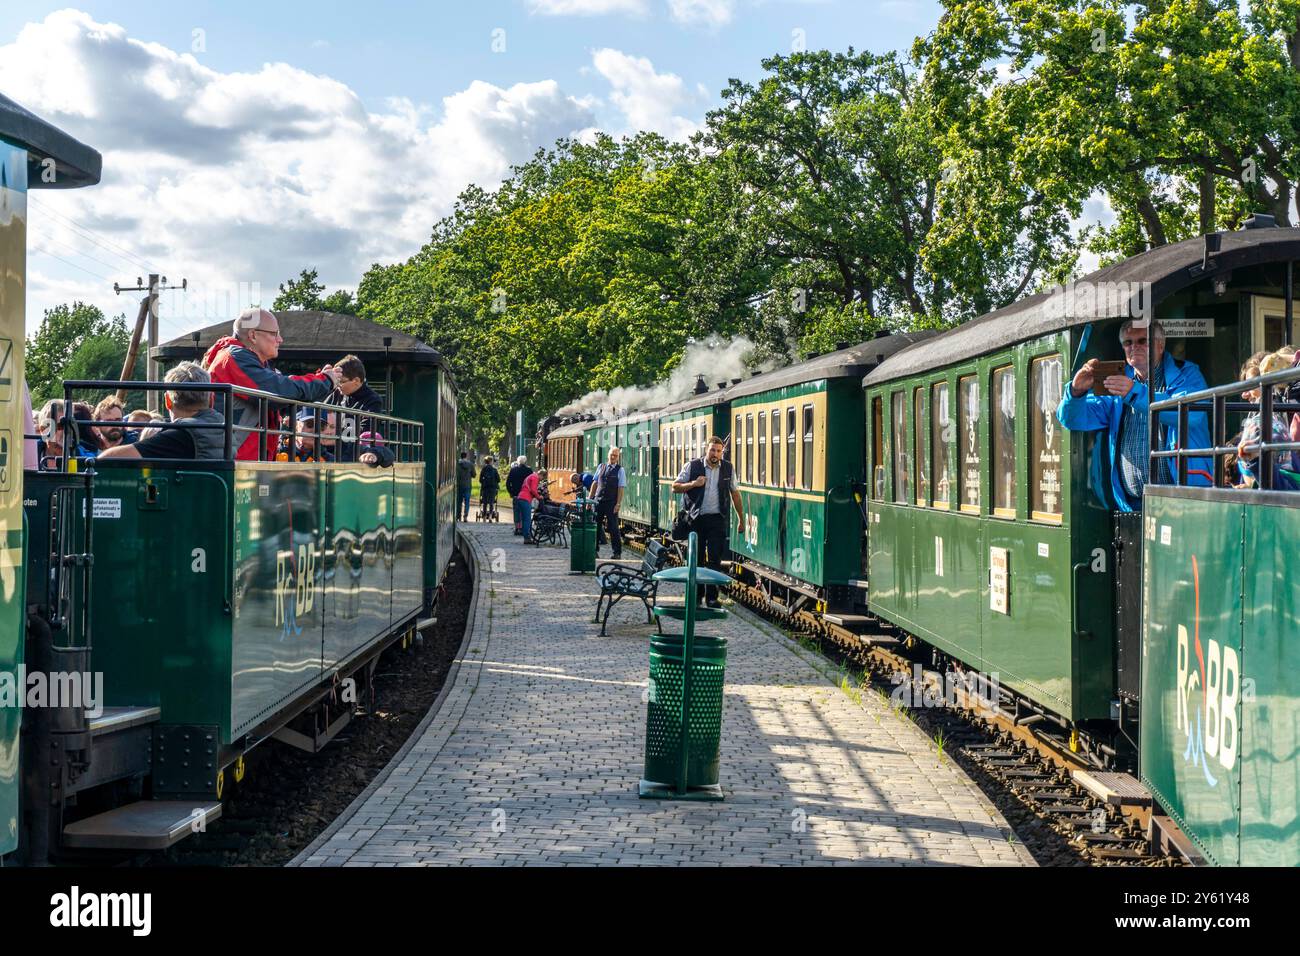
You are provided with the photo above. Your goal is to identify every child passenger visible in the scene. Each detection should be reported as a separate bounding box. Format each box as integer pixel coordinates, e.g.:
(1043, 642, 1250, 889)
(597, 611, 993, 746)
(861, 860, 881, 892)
(1236, 349, 1300, 489)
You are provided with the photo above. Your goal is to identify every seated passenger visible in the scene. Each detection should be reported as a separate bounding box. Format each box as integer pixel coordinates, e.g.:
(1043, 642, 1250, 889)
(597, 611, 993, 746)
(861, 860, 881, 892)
(125, 408, 157, 440)
(99, 363, 228, 461)
(1237, 350, 1300, 489)
(357, 431, 395, 468)
(1057, 319, 1211, 510)
(34, 399, 95, 470)
(277, 409, 337, 462)
(93, 395, 136, 451)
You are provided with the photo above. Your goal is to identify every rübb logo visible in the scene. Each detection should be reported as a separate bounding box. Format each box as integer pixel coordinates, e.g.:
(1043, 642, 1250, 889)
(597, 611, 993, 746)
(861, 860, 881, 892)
(275, 544, 317, 638)
(1176, 556, 1245, 785)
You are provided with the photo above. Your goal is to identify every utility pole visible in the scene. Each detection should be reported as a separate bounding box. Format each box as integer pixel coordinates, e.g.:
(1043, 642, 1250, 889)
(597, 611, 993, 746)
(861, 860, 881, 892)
(113, 273, 186, 410)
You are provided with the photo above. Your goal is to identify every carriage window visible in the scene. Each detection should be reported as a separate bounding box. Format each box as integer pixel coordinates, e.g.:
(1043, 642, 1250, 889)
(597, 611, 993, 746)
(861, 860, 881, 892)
(734, 415, 741, 475)
(891, 392, 909, 503)
(871, 396, 884, 500)
(690, 423, 698, 463)
(931, 382, 950, 508)
(758, 411, 767, 485)
(771, 409, 781, 488)
(745, 413, 754, 483)
(801, 404, 814, 491)
(914, 388, 929, 506)
(1031, 355, 1064, 521)
(992, 365, 1017, 516)
(786, 407, 797, 487)
(958, 376, 980, 512)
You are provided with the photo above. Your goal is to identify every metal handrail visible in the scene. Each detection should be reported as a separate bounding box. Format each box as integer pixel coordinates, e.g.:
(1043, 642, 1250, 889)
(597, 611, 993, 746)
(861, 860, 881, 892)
(1148, 363, 1300, 490)
(50, 379, 424, 468)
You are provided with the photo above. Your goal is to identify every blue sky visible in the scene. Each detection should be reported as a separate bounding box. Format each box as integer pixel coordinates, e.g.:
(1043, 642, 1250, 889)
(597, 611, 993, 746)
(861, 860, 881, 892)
(2, 1, 947, 338)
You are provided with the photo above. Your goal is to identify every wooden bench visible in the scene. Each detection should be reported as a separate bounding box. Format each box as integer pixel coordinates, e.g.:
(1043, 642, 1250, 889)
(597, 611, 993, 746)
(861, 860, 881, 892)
(593, 540, 670, 635)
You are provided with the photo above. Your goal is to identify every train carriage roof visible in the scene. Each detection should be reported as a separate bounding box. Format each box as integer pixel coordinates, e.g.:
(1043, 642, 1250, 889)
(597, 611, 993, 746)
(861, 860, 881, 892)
(726, 332, 939, 401)
(863, 226, 1300, 387)
(653, 388, 731, 417)
(154, 310, 450, 371)
(547, 418, 607, 440)
(0, 94, 102, 189)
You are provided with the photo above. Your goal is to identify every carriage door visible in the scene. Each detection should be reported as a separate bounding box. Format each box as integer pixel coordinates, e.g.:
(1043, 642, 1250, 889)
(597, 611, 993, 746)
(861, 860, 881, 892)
(1113, 512, 1143, 702)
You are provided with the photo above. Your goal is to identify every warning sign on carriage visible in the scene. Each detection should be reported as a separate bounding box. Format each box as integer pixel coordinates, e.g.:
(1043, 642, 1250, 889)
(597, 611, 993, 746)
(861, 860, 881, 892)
(990, 546, 1009, 615)
(81, 497, 122, 519)
(1161, 318, 1214, 338)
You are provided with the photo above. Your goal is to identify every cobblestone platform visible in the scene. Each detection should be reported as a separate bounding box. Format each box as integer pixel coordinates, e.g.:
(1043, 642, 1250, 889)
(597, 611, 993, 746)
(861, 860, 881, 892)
(291, 523, 1035, 867)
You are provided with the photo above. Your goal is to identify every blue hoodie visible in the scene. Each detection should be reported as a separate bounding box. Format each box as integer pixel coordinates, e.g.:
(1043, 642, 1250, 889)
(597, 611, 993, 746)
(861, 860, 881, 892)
(1056, 352, 1212, 512)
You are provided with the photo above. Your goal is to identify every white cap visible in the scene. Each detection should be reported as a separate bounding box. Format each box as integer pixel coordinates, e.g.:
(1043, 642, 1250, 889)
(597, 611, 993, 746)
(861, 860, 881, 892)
(234, 307, 276, 336)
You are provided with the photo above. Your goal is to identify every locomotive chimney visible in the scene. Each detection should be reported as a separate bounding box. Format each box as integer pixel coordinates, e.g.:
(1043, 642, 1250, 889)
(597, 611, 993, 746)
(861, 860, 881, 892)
(693, 374, 708, 395)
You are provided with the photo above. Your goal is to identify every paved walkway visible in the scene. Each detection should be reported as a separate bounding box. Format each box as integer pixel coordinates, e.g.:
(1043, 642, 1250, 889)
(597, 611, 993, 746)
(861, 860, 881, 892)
(292, 523, 1035, 867)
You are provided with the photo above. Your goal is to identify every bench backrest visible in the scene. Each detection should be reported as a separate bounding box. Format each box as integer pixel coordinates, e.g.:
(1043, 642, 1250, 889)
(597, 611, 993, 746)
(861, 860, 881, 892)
(642, 541, 667, 575)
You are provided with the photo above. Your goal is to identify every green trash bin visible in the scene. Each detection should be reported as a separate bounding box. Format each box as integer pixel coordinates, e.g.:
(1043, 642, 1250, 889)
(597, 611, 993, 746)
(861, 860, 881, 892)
(570, 504, 596, 573)
(642, 633, 728, 793)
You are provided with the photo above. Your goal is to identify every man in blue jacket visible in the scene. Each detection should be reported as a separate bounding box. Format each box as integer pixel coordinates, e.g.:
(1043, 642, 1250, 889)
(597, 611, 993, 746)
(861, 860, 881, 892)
(1057, 319, 1211, 512)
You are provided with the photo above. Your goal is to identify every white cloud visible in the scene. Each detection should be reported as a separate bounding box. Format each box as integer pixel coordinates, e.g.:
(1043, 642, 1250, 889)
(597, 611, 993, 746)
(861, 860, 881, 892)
(530, 0, 735, 26)
(667, 0, 736, 26)
(528, 0, 649, 14)
(3, 10, 597, 329)
(591, 48, 702, 140)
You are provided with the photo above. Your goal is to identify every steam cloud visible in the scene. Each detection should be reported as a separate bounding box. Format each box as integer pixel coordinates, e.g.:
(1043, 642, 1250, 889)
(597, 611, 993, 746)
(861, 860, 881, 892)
(557, 335, 778, 417)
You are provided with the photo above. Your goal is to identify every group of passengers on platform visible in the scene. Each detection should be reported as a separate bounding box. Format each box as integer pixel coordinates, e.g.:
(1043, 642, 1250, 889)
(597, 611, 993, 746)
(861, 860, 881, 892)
(1058, 318, 1300, 505)
(31, 307, 395, 469)
(34, 395, 167, 470)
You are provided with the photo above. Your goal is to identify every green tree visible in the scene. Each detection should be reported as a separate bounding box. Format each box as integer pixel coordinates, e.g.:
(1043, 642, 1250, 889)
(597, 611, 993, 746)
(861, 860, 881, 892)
(699, 49, 1074, 337)
(358, 134, 751, 446)
(917, 0, 1300, 256)
(62, 336, 146, 409)
(273, 268, 358, 314)
(26, 302, 130, 404)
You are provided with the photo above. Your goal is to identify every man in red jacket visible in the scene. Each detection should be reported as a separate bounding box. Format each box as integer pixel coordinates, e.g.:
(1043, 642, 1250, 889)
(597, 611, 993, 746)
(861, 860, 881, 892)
(204, 307, 341, 461)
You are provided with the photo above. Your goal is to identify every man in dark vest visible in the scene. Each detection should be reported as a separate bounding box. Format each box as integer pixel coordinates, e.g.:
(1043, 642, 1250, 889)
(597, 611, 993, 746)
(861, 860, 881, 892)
(99, 362, 228, 461)
(671, 435, 745, 607)
(592, 447, 627, 559)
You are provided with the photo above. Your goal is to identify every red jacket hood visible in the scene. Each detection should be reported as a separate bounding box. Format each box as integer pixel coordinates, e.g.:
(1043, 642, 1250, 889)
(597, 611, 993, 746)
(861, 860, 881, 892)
(203, 335, 245, 368)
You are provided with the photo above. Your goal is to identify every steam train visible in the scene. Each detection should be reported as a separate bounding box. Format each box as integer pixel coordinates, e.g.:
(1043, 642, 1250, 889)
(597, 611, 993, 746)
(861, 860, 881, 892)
(543, 229, 1300, 866)
(1, 97, 458, 863)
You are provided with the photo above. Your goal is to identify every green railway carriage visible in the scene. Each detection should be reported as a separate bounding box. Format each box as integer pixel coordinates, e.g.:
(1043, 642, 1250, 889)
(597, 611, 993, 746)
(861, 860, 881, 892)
(0, 97, 102, 859)
(864, 224, 1300, 755)
(653, 389, 732, 532)
(615, 411, 658, 529)
(1142, 482, 1300, 865)
(0, 91, 459, 857)
(83, 445, 426, 792)
(729, 337, 935, 609)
